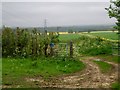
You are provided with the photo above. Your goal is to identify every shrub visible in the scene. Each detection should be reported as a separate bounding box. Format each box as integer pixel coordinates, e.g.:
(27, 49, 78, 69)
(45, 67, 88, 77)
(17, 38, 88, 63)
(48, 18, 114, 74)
(78, 36, 113, 55)
(2, 27, 59, 58)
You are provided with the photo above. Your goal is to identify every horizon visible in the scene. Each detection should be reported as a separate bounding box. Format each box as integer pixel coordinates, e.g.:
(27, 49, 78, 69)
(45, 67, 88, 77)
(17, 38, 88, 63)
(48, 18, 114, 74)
(3, 24, 115, 28)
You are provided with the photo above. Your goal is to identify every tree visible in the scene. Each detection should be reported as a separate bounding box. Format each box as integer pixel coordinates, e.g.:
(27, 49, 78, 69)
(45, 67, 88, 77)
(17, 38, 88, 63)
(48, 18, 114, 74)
(105, 0, 120, 57)
(105, 0, 120, 32)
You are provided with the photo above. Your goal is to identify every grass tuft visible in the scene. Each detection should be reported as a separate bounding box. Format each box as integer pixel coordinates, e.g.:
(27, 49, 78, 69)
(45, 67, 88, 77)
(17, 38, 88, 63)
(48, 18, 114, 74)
(93, 60, 113, 73)
(111, 82, 120, 89)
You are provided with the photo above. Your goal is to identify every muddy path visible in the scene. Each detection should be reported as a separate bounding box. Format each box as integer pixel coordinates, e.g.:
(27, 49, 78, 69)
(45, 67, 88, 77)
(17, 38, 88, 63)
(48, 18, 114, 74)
(2, 57, 119, 88)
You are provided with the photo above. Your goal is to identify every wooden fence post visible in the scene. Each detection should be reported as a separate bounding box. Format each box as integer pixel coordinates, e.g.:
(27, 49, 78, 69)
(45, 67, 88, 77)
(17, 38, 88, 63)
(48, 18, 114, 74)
(50, 47, 53, 56)
(70, 41, 73, 57)
(44, 44, 48, 57)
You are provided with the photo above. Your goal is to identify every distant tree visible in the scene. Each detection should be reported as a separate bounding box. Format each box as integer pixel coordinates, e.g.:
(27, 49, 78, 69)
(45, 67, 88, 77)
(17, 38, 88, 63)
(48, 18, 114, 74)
(88, 31, 91, 33)
(105, 0, 120, 33)
(68, 29, 73, 33)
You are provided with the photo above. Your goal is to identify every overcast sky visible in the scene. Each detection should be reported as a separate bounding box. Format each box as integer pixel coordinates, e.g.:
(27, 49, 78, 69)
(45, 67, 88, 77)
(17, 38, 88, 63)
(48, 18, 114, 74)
(1, 0, 110, 2)
(2, 1, 116, 27)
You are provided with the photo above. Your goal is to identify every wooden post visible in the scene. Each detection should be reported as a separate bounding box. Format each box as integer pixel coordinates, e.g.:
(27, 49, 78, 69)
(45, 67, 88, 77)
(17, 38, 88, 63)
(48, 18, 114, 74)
(44, 44, 48, 57)
(70, 41, 73, 57)
(50, 47, 53, 56)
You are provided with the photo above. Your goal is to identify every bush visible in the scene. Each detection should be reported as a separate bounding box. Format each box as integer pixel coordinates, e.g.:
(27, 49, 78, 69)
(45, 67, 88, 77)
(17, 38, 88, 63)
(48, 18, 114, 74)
(2, 27, 59, 58)
(78, 36, 113, 55)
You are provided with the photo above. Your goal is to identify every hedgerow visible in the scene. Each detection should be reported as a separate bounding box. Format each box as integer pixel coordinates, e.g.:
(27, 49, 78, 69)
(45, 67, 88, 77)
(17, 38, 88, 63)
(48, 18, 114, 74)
(2, 27, 59, 58)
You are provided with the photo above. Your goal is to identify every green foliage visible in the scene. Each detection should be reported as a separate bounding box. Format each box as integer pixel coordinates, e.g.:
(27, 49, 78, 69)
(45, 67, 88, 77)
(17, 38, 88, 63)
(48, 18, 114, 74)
(49, 32, 59, 43)
(78, 35, 113, 55)
(111, 82, 120, 89)
(105, 0, 120, 31)
(2, 27, 59, 58)
(2, 27, 16, 57)
(59, 33, 117, 56)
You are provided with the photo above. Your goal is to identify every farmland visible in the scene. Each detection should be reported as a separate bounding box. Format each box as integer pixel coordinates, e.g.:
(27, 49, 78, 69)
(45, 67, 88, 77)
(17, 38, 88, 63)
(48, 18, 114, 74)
(2, 29, 119, 88)
(59, 31, 118, 42)
(87, 31, 118, 40)
(59, 34, 81, 42)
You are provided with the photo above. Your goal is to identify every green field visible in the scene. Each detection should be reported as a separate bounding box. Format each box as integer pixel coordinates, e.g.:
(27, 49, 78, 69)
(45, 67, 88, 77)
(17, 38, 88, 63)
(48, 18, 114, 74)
(59, 34, 81, 42)
(2, 57, 85, 86)
(87, 32, 118, 40)
(59, 32, 118, 43)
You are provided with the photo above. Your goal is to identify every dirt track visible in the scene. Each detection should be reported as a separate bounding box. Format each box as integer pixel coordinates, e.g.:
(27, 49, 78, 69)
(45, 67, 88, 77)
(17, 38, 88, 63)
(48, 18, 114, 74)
(3, 57, 118, 88)
(32, 57, 118, 88)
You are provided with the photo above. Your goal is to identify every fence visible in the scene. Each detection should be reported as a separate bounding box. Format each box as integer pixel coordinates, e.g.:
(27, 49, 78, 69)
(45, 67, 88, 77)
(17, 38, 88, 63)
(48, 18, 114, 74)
(53, 42, 80, 57)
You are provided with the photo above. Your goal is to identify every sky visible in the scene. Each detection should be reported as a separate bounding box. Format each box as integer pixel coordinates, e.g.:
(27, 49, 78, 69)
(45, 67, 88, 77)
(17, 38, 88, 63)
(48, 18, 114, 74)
(2, 1, 116, 27)
(1, 0, 110, 2)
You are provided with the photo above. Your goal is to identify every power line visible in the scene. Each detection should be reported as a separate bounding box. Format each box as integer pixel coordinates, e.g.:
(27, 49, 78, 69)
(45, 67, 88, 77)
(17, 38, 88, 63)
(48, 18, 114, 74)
(44, 19, 47, 34)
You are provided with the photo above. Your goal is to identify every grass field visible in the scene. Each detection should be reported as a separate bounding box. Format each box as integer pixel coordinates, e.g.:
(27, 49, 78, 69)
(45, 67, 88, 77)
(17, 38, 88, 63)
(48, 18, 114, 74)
(59, 34, 81, 42)
(87, 32, 118, 40)
(59, 31, 118, 42)
(2, 57, 85, 86)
